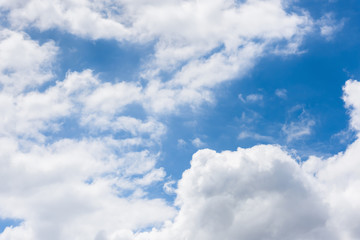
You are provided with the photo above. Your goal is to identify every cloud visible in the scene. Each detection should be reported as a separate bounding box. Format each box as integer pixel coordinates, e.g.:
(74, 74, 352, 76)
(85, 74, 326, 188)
(275, 88, 287, 99)
(0, 68, 162, 142)
(0, 27, 175, 239)
(246, 94, 263, 102)
(318, 13, 345, 40)
(136, 79, 360, 240)
(0, 29, 57, 93)
(163, 180, 176, 195)
(0, 137, 176, 240)
(307, 81, 360, 239)
(238, 131, 273, 142)
(136, 145, 332, 240)
(0, 0, 315, 112)
(282, 118, 315, 142)
(238, 93, 264, 103)
(177, 139, 187, 148)
(192, 137, 206, 148)
(0, 80, 71, 141)
(343, 80, 360, 132)
(331, 128, 356, 144)
(282, 107, 315, 142)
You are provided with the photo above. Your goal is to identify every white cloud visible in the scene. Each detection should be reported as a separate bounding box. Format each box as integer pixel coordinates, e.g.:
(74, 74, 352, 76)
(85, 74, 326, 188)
(81, 81, 142, 116)
(0, 0, 315, 112)
(1, 0, 313, 46)
(136, 145, 332, 240)
(1, 0, 129, 40)
(238, 93, 264, 103)
(136, 80, 360, 240)
(275, 88, 287, 99)
(245, 93, 263, 102)
(331, 128, 356, 144)
(0, 69, 160, 142)
(135, 168, 166, 186)
(343, 80, 360, 132)
(282, 107, 315, 142)
(318, 13, 344, 40)
(191, 137, 206, 148)
(0, 137, 176, 240)
(0, 82, 71, 141)
(238, 131, 273, 142)
(0, 29, 57, 93)
(302, 143, 360, 238)
(282, 118, 315, 142)
(163, 180, 176, 195)
(0, 30, 175, 239)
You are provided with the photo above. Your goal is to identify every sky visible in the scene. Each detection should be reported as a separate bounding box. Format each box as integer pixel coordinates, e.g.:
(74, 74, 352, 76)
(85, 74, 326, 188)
(0, 0, 360, 239)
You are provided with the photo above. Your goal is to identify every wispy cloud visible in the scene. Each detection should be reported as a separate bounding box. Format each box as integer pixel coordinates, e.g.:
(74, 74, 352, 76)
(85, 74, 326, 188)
(238, 131, 273, 142)
(318, 13, 345, 40)
(163, 180, 176, 195)
(177, 139, 187, 148)
(282, 107, 316, 142)
(191, 137, 206, 148)
(275, 88, 288, 99)
(239, 93, 264, 103)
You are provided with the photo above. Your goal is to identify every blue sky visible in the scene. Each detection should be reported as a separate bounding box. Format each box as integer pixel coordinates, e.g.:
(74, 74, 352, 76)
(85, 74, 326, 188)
(1, 0, 360, 239)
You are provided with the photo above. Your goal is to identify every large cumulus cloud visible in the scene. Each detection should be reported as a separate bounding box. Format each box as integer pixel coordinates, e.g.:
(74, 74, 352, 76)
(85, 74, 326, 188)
(137, 145, 331, 240)
(136, 80, 360, 240)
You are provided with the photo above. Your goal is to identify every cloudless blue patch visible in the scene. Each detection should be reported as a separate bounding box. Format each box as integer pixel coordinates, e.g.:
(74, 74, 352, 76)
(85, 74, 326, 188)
(84, 177, 94, 185)
(0, 10, 11, 28)
(294, 0, 360, 20)
(157, 106, 211, 180)
(0, 218, 22, 233)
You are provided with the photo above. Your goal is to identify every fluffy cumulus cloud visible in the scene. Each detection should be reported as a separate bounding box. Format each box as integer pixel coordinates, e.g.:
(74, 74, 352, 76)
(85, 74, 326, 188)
(0, 137, 175, 240)
(136, 79, 360, 240)
(0, 26, 172, 239)
(0, 29, 57, 93)
(0, 62, 171, 239)
(137, 145, 331, 240)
